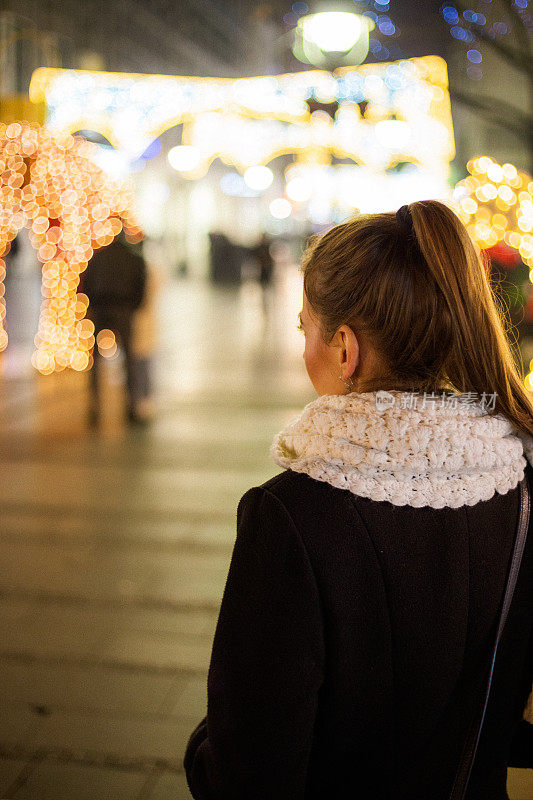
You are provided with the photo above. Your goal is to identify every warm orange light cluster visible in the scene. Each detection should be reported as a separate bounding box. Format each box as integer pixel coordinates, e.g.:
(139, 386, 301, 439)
(454, 157, 533, 271)
(0, 121, 142, 374)
(96, 328, 117, 358)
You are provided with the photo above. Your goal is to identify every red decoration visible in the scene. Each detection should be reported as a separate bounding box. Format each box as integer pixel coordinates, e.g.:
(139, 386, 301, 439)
(486, 242, 522, 270)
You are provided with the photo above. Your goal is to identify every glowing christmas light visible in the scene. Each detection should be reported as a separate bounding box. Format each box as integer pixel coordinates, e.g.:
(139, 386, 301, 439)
(243, 166, 274, 191)
(269, 198, 292, 219)
(0, 122, 142, 373)
(29, 57, 455, 177)
(453, 156, 533, 271)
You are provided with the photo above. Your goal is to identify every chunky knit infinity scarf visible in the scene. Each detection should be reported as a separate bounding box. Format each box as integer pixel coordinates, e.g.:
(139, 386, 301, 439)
(270, 388, 533, 723)
(270, 389, 533, 510)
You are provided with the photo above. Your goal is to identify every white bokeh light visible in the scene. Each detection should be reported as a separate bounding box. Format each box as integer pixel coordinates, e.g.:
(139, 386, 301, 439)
(168, 145, 201, 172)
(269, 198, 292, 219)
(301, 12, 363, 53)
(243, 165, 274, 191)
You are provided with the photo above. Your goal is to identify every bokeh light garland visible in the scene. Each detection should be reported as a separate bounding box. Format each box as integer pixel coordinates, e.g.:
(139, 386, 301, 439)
(0, 121, 142, 374)
(453, 156, 533, 392)
(29, 57, 454, 173)
(453, 156, 533, 271)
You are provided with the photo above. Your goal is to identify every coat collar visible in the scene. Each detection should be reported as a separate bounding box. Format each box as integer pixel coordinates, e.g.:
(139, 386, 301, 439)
(270, 389, 533, 509)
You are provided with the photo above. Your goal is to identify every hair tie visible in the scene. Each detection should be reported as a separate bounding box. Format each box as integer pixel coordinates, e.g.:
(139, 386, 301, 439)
(396, 204, 413, 233)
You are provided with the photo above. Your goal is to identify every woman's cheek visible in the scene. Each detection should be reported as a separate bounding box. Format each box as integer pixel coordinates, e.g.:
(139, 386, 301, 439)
(303, 335, 321, 382)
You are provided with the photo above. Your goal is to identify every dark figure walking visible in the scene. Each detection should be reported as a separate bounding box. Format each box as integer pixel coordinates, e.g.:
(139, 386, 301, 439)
(80, 232, 147, 426)
(253, 232, 274, 287)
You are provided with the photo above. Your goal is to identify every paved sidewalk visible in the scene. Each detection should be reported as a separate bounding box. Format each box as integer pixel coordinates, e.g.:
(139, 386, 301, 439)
(0, 273, 311, 799)
(0, 272, 531, 798)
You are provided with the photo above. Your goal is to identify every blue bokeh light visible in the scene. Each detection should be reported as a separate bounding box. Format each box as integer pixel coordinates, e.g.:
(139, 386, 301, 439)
(467, 65, 483, 80)
(466, 49, 482, 62)
(292, 1, 308, 14)
(463, 9, 487, 23)
(450, 25, 466, 38)
(283, 11, 298, 25)
(442, 5, 459, 23)
(493, 21, 509, 33)
(378, 15, 396, 34)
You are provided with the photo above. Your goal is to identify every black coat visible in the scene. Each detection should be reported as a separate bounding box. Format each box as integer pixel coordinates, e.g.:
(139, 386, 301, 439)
(184, 462, 533, 800)
(80, 238, 146, 310)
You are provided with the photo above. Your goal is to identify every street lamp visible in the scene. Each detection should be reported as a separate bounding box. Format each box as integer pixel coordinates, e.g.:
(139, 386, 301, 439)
(293, 8, 375, 67)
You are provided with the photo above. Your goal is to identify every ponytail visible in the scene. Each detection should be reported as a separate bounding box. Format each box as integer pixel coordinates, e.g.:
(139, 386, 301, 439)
(410, 200, 533, 442)
(301, 199, 533, 442)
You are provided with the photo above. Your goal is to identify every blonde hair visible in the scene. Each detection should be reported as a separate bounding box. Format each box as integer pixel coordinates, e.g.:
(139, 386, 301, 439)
(301, 199, 533, 440)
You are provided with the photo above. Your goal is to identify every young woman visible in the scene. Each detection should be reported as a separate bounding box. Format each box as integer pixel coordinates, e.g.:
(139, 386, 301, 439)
(184, 200, 533, 799)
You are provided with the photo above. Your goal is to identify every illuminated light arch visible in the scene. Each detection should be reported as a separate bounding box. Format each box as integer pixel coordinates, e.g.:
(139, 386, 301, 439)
(453, 157, 533, 270)
(0, 121, 142, 374)
(29, 56, 455, 191)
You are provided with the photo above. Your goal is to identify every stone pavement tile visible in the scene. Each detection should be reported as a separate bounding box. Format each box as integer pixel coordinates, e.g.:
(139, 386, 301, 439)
(148, 771, 192, 799)
(186, 521, 235, 548)
(166, 676, 207, 719)
(0, 604, 105, 660)
(11, 762, 146, 800)
(31, 712, 187, 763)
(507, 768, 533, 799)
(101, 630, 212, 674)
(0, 661, 177, 716)
(0, 506, 234, 544)
(0, 760, 30, 795)
(0, 461, 264, 518)
(0, 600, 216, 646)
(1, 703, 45, 748)
(0, 541, 231, 606)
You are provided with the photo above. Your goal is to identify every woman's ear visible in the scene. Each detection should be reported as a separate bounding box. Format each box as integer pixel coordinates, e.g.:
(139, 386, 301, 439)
(337, 325, 359, 377)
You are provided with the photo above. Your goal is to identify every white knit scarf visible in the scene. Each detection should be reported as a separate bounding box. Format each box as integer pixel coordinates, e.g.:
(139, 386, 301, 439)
(270, 389, 533, 509)
(270, 388, 533, 722)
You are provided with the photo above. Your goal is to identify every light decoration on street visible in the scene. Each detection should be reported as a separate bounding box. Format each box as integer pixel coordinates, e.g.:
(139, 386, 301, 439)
(96, 328, 118, 358)
(243, 165, 274, 191)
(167, 145, 202, 173)
(0, 121, 142, 374)
(29, 58, 455, 203)
(293, 11, 375, 66)
(269, 198, 292, 219)
(453, 157, 533, 272)
(286, 1, 404, 64)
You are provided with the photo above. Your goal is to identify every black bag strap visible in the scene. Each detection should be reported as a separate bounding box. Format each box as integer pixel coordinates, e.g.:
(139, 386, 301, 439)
(449, 474, 530, 800)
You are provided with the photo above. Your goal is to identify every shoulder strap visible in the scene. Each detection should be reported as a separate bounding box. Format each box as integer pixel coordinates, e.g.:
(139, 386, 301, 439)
(448, 475, 530, 800)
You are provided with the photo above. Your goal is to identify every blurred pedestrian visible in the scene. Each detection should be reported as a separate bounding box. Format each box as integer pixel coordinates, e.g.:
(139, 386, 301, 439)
(80, 230, 147, 426)
(253, 232, 274, 288)
(130, 260, 164, 422)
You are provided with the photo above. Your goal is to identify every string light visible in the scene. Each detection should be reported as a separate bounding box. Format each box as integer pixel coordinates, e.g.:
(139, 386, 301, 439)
(29, 57, 454, 177)
(453, 155, 533, 394)
(0, 121, 142, 374)
(96, 328, 117, 358)
(453, 156, 533, 271)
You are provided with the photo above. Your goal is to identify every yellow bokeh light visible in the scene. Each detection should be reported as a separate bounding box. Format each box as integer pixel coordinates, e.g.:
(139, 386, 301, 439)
(453, 157, 533, 259)
(0, 121, 142, 371)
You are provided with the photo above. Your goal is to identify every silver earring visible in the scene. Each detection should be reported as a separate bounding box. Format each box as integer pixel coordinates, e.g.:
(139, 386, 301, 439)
(340, 374, 354, 391)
